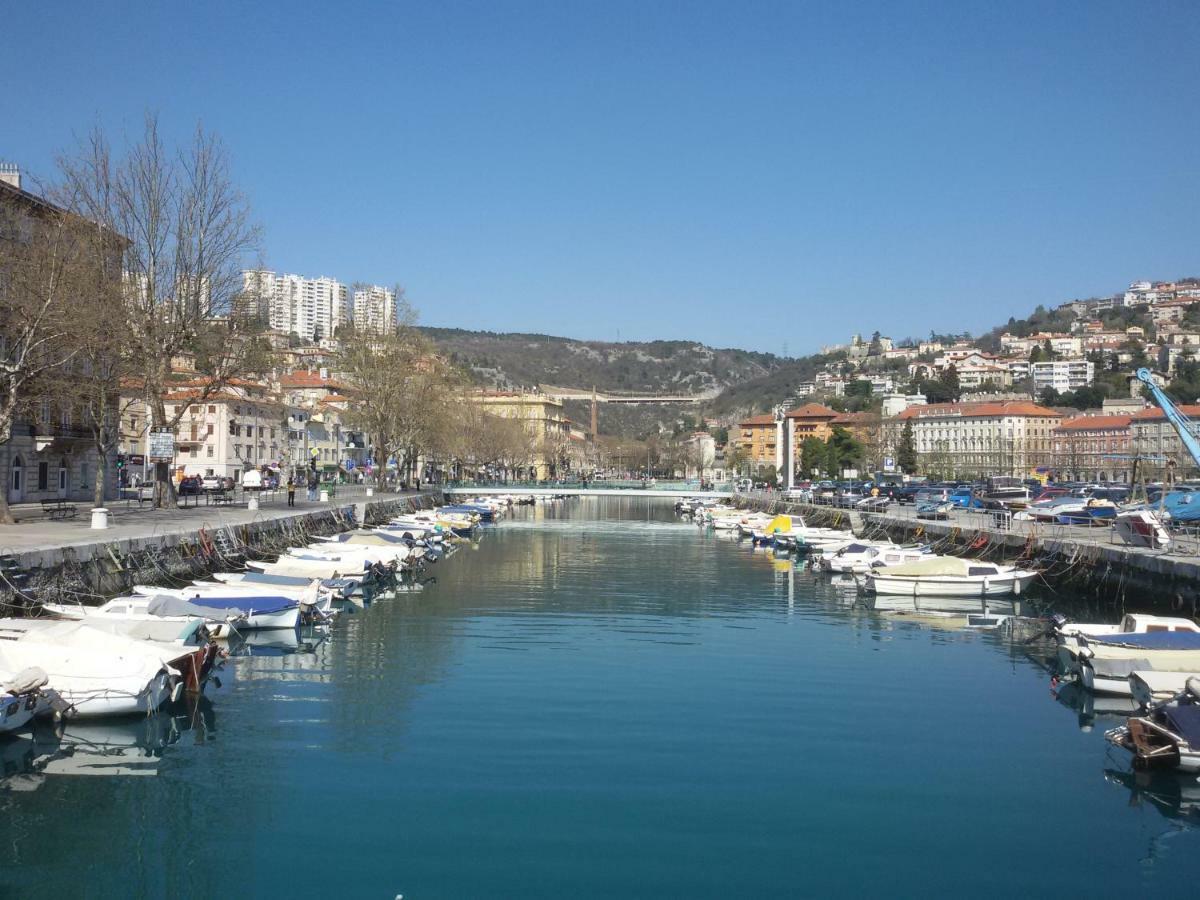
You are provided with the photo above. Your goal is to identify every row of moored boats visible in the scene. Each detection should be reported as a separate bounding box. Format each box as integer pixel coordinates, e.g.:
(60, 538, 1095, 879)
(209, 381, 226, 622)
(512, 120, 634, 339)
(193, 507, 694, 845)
(677, 497, 1200, 776)
(0, 500, 513, 733)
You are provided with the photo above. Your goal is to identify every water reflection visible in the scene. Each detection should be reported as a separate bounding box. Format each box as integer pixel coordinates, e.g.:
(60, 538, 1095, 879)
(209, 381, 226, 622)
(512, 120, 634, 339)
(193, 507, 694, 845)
(0, 697, 217, 789)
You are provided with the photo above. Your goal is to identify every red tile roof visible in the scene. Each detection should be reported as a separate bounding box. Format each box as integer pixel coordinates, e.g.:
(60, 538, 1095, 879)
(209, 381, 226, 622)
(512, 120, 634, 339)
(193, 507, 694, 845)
(1054, 415, 1132, 432)
(898, 401, 1061, 420)
(786, 403, 838, 419)
(279, 371, 344, 389)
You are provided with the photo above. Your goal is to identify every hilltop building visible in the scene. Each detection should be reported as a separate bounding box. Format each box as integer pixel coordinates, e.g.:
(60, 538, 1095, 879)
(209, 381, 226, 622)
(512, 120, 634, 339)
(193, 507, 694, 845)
(243, 270, 350, 342)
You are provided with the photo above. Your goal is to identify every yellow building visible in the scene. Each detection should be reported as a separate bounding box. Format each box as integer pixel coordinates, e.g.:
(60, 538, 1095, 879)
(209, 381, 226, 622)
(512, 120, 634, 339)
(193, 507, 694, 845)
(473, 391, 575, 480)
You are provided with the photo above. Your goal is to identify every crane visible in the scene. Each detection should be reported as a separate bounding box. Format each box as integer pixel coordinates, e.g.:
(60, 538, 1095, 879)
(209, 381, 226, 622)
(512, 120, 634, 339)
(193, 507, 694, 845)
(1136, 367, 1200, 471)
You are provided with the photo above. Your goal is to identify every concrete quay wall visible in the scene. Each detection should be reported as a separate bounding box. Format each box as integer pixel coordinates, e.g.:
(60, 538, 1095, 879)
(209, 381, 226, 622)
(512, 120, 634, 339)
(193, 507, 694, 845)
(0, 490, 442, 613)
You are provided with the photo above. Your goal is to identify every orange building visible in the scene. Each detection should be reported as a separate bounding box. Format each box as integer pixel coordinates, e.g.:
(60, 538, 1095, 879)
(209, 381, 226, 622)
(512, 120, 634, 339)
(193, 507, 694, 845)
(738, 413, 778, 467)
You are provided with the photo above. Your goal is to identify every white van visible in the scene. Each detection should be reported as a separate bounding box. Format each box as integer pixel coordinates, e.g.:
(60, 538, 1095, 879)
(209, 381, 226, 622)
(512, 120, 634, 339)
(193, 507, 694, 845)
(241, 470, 263, 491)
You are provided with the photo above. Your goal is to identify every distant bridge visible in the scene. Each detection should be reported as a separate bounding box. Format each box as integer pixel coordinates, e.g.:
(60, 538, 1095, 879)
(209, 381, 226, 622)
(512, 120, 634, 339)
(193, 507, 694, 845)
(538, 384, 720, 404)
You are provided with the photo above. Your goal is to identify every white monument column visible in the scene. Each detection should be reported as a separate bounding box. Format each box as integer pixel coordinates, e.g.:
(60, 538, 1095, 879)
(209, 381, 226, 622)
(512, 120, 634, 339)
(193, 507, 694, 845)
(786, 416, 795, 490)
(773, 406, 786, 484)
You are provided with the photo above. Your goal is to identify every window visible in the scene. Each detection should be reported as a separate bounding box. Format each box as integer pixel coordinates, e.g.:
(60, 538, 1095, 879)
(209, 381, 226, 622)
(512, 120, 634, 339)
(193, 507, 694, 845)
(246, 426, 253, 437)
(37, 462, 49, 491)
(206, 424, 214, 436)
(208, 405, 216, 414)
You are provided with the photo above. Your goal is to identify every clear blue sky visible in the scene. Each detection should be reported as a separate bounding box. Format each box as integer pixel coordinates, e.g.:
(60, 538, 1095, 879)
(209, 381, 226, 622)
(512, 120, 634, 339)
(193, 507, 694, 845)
(4, 1, 1198, 355)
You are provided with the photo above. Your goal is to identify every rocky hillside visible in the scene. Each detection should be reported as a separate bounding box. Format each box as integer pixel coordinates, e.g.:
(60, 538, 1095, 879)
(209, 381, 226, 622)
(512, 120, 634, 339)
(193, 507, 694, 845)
(422, 328, 781, 396)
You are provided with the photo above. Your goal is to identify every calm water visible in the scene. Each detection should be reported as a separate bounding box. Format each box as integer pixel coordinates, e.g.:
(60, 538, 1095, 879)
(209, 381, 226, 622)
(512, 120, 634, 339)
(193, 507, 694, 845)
(2, 497, 1199, 897)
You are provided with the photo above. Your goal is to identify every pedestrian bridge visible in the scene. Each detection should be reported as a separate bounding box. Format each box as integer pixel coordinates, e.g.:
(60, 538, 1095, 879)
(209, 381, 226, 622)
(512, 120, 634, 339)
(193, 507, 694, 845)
(445, 486, 731, 499)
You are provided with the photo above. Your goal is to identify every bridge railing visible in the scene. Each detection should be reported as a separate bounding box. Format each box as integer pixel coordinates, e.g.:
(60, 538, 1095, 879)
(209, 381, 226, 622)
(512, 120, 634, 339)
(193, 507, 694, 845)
(447, 479, 733, 493)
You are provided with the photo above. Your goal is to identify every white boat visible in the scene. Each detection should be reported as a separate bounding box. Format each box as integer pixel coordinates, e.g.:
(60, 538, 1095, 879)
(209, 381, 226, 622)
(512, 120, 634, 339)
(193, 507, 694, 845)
(1077, 631, 1200, 695)
(863, 556, 1038, 597)
(130, 588, 301, 630)
(1056, 614, 1200, 677)
(0, 620, 176, 718)
(1113, 508, 1171, 549)
(42, 595, 243, 639)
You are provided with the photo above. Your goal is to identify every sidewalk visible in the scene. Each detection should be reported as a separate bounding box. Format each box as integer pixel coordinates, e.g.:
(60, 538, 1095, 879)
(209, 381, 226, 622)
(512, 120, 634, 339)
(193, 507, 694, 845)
(0, 487, 439, 562)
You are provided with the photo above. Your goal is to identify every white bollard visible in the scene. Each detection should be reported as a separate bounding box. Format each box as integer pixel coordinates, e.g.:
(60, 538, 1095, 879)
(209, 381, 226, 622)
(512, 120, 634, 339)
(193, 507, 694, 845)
(248, 496, 259, 511)
(90, 507, 109, 530)
(366, 488, 374, 497)
(319, 489, 329, 502)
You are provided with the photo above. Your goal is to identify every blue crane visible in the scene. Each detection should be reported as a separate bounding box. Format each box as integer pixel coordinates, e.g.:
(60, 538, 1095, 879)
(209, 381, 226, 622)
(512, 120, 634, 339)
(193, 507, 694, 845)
(1136, 367, 1200, 470)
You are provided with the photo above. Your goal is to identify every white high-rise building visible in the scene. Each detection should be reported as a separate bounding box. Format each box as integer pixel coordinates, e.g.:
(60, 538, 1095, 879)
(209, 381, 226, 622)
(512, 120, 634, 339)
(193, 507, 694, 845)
(243, 270, 350, 341)
(353, 285, 397, 334)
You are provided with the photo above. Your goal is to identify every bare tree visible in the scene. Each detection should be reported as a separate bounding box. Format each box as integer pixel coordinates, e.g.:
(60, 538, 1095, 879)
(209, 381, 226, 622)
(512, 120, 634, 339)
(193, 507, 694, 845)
(337, 293, 461, 489)
(56, 115, 264, 506)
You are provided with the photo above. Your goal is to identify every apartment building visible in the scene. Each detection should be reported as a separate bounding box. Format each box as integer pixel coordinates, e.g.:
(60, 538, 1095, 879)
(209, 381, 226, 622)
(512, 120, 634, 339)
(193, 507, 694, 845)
(352, 285, 397, 334)
(243, 270, 350, 341)
(737, 413, 778, 469)
(1031, 359, 1094, 393)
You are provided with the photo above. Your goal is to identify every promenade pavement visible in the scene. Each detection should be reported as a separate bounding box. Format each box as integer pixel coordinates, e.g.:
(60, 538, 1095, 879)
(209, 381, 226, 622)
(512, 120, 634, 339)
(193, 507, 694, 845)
(0, 486, 437, 558)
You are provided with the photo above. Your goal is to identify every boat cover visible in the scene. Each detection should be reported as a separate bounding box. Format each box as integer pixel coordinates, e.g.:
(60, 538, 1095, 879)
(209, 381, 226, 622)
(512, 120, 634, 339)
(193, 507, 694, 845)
(839, 544, 873, 555)
(1164, 704, 1200, 746)
(147, 594, 296, 618)
(239, 572, 316, 587)
(764, 515, 792, 534)
(875, 557, 980, 577)
(2, 666, 48, 695)
(1083, 632, 1200, 651)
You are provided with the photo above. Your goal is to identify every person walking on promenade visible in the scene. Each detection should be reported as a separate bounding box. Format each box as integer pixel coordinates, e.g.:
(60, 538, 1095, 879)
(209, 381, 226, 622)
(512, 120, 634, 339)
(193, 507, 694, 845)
(287, 476, 296, 507)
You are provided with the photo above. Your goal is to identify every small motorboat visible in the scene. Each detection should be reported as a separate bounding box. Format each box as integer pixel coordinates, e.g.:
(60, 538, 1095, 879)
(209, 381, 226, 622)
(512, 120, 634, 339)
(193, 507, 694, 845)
(862, 556, 1037, 597)
(1077, 631, 1200, 695)
(0, 620, 176, 718)
(1106, 676, 1200, 772)
(132, 591, 302, 631)
(42, 595, 244, 639)
(819, 542, 932, 574)
(1055, 613, 1200, 678)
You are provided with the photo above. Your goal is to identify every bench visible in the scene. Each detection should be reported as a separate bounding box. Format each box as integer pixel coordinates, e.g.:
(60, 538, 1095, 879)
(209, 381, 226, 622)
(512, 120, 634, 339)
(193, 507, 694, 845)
(40, 499, 78, 520)
(208, 489, 234, 505)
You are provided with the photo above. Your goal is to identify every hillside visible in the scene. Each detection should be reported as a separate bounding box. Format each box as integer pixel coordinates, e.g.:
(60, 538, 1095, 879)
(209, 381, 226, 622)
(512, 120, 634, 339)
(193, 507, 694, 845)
(421, 327, 781, 395)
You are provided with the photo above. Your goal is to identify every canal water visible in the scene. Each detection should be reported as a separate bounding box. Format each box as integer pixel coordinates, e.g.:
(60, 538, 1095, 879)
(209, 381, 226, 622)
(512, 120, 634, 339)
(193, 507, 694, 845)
(2, 497, 1199, 897)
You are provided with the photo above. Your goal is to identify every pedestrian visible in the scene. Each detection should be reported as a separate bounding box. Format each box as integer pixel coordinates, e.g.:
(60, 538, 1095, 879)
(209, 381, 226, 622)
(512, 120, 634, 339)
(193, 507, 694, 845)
(287, 476, 296, 507)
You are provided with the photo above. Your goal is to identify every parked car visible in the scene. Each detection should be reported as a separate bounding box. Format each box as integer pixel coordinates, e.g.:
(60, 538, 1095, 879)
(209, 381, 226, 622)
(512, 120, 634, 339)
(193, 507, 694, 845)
(894, 484, 924, 505)
(949, 488, 975, 508)
(178, 475, 203, 495)
(241, 470, 263, 491)
(834, 489, 865, 509)
(916, 499, 954, 520)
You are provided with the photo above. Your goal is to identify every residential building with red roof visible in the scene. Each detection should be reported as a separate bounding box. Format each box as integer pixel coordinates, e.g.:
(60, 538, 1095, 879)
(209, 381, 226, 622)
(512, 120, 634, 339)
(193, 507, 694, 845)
(1051, 415, 1132, 482)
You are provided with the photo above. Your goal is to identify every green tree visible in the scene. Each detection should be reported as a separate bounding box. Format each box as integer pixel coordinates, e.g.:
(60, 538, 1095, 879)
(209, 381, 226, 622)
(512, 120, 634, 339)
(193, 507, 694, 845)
(897, 419, 917, 474)
(1038, 386, 1061, 406)
(800, 436, 826, 477)
(824, 426, 864, 476)
(942, 364, 960, 400)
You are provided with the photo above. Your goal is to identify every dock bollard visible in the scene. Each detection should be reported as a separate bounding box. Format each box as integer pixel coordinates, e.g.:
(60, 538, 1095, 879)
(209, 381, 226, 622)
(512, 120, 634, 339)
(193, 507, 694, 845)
(366, 488, 374, 497)
(90, 507, 109, 530)
(248, 496, 259, 511)
(319, 489, 329, 502)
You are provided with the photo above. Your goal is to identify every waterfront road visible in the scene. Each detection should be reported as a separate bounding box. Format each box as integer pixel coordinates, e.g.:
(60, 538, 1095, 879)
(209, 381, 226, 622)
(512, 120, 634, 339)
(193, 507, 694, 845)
(0, 486, 436, 561)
